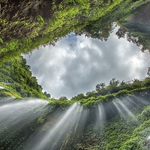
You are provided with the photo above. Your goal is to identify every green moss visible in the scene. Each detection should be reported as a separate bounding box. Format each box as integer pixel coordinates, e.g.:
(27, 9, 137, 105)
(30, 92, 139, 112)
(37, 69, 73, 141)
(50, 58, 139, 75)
(1, 0, 149, 60)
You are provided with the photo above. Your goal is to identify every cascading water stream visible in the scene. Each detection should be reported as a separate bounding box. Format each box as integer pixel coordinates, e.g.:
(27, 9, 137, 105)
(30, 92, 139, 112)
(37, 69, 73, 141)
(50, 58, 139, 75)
(96, 104, 106, 128)
(132, 95, 150, 106)
(113, 98, 138, 123)
(0, 96, 15, 106)
(26, 102, 83, 150)
(0, 95, 148, 150)
(0, 99, 48, 142)
(112, 100, 124, 116)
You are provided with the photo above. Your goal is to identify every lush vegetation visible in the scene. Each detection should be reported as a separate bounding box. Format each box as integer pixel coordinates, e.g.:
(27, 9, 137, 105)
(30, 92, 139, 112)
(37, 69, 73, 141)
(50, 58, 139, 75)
(115, 2, 150, 51)
(1, 88, 150, 150)
(116, 25, 150, 52)
(1, 0, 150, 150)
(0, 0, 150, 66)
(0, 56, 49, 99)
(0, 0, 149, 101)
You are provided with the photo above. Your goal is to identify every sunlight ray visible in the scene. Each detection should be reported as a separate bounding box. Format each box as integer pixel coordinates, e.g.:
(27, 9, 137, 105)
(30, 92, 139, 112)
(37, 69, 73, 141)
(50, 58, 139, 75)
(28, 103, 83, 150)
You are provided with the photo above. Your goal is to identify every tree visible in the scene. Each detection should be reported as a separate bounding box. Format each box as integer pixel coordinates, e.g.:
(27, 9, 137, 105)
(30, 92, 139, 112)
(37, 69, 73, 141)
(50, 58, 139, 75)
(86, 90, 96, 98)
(59, 96, 68, 101)
(100, 83, 105, 89)
(96, 84, 101, 91)
(71, 93, 85, 101)
(116, 27, 126, 39)
(44, 91, 51, 98)
(109, 78, 119, 87)
(120, 80, 126, 86)
(132, 79, 142, 88)
(96, 83, 106, 92)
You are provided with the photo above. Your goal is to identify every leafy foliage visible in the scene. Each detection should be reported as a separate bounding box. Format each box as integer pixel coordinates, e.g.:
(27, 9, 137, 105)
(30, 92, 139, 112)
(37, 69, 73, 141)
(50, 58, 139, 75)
(1, 0, 149, 65)
(0, 56, 49, 99)
(1, 1, 150, 150)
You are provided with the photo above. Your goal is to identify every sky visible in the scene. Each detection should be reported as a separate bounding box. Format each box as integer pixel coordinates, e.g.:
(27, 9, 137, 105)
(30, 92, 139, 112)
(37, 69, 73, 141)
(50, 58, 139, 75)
(24, 27, 150, 99)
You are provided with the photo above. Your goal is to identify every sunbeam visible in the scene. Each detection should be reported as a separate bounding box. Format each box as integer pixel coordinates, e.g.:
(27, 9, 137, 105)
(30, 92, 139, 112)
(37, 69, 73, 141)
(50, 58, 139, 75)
(96, 104, 106, 128)
(113, 98, 138, 123)
(26, 103, 83, 150)
(0, 99, 48, 142)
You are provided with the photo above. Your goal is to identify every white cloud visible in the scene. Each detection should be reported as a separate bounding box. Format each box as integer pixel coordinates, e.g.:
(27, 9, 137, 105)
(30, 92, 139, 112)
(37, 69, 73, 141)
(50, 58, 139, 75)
(24, 28, 150, 99)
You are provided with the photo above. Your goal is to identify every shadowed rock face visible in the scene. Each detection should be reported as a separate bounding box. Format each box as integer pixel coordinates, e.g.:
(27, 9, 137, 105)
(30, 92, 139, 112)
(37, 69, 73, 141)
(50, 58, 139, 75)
(0, 0, 54, 42)
(124, 2, 150, 33)
(0, 0, 55, 19)
(0, 0, 8, 3)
